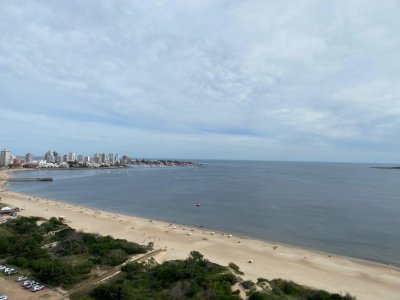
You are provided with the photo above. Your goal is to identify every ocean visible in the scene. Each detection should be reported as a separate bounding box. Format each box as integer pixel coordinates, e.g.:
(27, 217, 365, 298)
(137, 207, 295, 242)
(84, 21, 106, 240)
(7, 160, 400, 267)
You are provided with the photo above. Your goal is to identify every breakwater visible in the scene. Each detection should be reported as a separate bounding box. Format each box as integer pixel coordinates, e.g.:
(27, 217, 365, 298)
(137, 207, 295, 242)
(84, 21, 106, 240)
(4, 177, 53, 182)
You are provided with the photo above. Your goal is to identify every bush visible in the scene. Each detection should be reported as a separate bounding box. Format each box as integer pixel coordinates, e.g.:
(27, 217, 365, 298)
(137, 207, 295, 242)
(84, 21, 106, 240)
(7, 256, 29, 268)
(40, 217, 65, 233)
(229, 262, 244, 275)
(91, 284, 132, 300)
(248, 292, 278, 300)
(100, 249, 129, 266)
(74, 261, 94, 275)
(217, 273, 238, 285)
(7, 216, 41, 235)
(241, 280, 255, 289)
(269, 279, 356, 300)
(270, 279, 306, 296)
(32, 258, 74, 285)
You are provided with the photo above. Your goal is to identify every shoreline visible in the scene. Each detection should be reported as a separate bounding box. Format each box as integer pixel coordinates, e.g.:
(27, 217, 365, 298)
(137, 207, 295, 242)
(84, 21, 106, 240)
(1, 170, 400, 299)
(6, 185, 398, 271)
(5, 168, 399, 270)
(7, 166, 127, 171)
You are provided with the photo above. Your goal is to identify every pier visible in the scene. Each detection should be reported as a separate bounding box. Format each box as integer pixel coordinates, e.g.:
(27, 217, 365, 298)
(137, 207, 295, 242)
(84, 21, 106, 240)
(3, 177, 53, 182)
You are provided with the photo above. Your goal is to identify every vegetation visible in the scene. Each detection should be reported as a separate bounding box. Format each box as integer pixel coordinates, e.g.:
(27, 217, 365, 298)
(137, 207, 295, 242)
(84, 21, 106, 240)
(0, 216, 147, 287)
(228, 262, 244, 275)
(71, 252, 355, 300)
(0, 216, 355, 299)
(241, 280, 255, 289)
(246, 279, 355, 300)
(72, 251, 241, 300)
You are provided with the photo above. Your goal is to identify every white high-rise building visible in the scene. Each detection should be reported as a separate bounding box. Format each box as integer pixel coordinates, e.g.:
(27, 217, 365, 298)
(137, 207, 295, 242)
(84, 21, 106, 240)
(68, 151, 76, 162)
(108, 153, 114, 165)
(0, 149, 11, 167)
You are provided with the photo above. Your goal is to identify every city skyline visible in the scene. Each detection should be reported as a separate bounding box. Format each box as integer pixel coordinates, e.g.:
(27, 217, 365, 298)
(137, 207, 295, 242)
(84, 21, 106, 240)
(0, 147, 127, 167)
(1, 2, 400, 163)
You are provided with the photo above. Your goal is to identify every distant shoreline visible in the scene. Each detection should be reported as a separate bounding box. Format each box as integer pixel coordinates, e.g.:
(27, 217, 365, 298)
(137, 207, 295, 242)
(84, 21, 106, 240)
(7, 166, 126, 171)
(370, 166, 400, 170)
(3, 161, 203, 173)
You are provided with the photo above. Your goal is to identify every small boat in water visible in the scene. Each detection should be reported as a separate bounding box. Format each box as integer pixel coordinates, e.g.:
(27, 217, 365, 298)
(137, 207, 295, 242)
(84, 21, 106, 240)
(195, 203, 201, 207)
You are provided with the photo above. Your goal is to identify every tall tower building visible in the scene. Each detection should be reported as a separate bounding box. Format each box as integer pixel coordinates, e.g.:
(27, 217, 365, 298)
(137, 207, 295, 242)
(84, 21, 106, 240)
(101, 153, 107, 164)
(68, 151, 76, 162)
(0, 149, 11, 166)
(93, 153, 101, 163)
(25, 153, 33, 163)
(53, 151, 60, 163)
(108, 153, 114, 165)
(44, 150, 55, 163)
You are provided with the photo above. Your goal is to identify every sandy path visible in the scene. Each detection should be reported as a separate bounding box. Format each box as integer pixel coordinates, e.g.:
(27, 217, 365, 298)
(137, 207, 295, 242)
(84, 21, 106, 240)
(0, 170, 399, 300)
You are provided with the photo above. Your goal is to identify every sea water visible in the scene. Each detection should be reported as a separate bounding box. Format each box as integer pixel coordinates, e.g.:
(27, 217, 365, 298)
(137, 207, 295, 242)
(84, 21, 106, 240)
(7, 160, 400, 266)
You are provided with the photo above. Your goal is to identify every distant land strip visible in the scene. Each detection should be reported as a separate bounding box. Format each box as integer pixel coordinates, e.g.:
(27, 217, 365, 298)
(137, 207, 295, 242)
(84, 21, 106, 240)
(370, 166, 400, 170)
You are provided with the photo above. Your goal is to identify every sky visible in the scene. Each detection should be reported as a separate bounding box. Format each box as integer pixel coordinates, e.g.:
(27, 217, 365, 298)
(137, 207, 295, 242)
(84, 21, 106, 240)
(1, 1, 400, 162)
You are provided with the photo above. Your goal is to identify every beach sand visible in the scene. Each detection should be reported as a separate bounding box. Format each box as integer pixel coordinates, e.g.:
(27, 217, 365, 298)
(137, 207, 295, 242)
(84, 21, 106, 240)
(0, 170, 399, 300)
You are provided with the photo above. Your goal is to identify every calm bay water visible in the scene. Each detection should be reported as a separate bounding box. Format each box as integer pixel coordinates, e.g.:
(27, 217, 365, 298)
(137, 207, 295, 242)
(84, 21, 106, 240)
(7, 161, 400, 266)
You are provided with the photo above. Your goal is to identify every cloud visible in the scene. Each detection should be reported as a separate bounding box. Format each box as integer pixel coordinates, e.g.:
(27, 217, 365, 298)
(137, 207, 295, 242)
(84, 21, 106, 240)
(0, 0, 400, 162)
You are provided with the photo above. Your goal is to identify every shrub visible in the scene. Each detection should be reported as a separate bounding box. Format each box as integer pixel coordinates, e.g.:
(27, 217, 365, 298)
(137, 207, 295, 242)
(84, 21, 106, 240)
(248, 291, 279, 300)
(40, 217, 65, 233)
(270, 279, 306, 296)
(73, 261, 94, 275)
(91, 284, 132, 300)
(217, 273, 238, 285)
(241, 280, 255, 289)
(229, 262, 244, 275)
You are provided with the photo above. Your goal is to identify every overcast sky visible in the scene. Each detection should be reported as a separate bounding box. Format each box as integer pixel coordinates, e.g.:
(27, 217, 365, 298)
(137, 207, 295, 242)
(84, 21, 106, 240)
(1, 1, 399, 162)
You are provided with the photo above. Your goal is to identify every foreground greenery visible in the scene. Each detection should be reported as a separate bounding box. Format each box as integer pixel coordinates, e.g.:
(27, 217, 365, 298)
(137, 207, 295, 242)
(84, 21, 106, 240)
(0, 216, 355, 299)
(0, 216, 147, 286)
(72, 252, 355, 300)
(248, 278, 355, 300)
(71, 251, 240, 300)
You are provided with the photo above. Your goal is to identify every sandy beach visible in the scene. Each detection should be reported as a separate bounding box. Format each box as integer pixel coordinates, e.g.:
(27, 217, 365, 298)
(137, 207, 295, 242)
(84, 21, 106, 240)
(1, 170, 399, 300)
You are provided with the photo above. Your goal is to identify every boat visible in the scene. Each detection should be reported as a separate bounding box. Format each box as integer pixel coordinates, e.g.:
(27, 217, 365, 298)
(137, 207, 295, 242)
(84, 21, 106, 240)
(195, 203, 201, 207)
